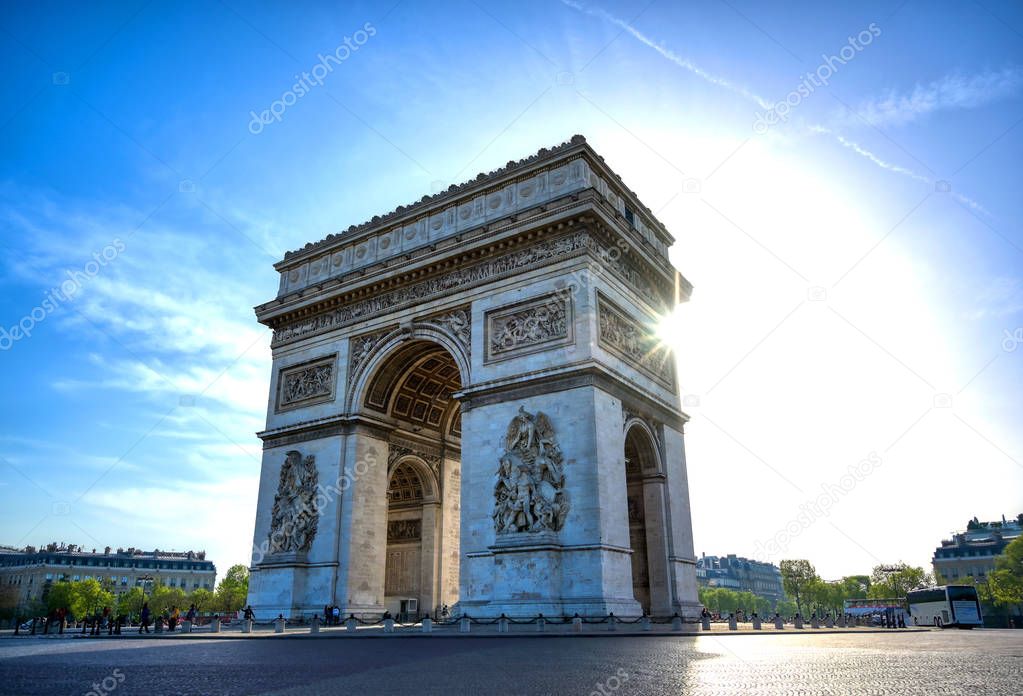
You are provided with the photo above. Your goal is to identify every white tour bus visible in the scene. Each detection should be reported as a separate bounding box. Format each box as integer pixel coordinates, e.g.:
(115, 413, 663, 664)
(906, 585, 983, 628)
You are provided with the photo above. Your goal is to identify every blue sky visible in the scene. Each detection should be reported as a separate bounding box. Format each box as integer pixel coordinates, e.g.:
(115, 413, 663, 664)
(1, 0, 1021, 581)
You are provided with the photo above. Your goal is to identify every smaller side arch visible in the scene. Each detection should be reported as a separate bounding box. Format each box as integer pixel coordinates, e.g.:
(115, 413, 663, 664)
(624, 420, 663, 475)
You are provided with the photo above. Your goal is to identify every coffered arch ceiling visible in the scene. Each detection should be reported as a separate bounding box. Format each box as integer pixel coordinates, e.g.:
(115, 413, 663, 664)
(364, 340, 462, 438)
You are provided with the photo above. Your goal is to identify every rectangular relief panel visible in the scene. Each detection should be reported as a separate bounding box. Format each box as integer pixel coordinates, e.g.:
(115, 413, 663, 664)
(275, 353, 338, 412)
(596, 291, 675, 389)
(484, 289, 575, 363)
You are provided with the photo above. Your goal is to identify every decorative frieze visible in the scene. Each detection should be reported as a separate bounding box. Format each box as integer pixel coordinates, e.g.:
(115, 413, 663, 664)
(485, 290, 574, 363)
(388, 440, 442, 481)
(276, 355, 337, 412)
(272, 232, 590, 347)
(348, 326, 394, 382)
(597, 292, 674, 388)
(387, 519, 422, 542)
(421, 306, 471, 357)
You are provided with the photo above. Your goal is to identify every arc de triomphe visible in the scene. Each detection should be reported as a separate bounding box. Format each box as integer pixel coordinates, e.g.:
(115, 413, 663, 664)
(246, 135, 701, 619)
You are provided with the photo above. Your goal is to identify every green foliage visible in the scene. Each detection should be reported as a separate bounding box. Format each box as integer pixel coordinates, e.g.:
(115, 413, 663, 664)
(988, 536, 1023, 608)
(779, 560, 818, 615)
(775, 599, 797, 617)
(67, 579, 114, 618)
(868, 563, 931, 599)
(189, 588, 214, 612)
(116, 587, 146, 618)
(213, 564, 249, 612)
(147, 584, 187, 617)
(45, 581, 74, 613)
(697, 587, 775, 615)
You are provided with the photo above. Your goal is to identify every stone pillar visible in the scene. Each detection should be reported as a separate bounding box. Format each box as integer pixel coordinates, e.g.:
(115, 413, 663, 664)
(641, 616, 652, 632)
(701, 616, 711, 631)
(774, 616, 784, 630)
(421, 617, 432, 633)
(383, 618, 395, 633)
(345, 616, 357, 632)
(825, 615, 834, 629)
(274, 616, 285, 633)
(728, 614, 737, 630)
(794, 615, 804, 629)
(211, 617, 221, 633)
(336, 431, 389, 616)
(498, 616, 509, 633)
(573, 616, 583, 632)
(310, 615, 320, 634)
(752, 615, 761, 630)
(242, 619, 251, 634)
(459, 616, 470, 633)
(536, 615, 545, 632)
(672, 614, 683, 632)
(811, 615, 820, 629)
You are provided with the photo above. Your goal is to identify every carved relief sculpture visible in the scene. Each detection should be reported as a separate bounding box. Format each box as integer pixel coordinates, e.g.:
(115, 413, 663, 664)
(493, 407, 569, 534)
(597, 293, 674, 388)
(486, 292, 571, 362)
(277, 356, 336, 411)
(268, 450, 319, 554)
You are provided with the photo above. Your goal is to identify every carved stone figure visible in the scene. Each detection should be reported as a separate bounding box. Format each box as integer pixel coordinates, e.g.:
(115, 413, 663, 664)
(268, 450, 319, 554)
(279, 362, 334, 407)
(493, 407, 569, 534)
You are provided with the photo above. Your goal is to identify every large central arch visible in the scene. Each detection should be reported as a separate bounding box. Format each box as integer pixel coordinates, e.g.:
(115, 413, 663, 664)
(339, 333, 464, 618)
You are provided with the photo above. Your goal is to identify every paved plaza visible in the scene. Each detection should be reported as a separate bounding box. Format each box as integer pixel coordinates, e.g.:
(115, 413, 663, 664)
(1, 629, 1020, 695)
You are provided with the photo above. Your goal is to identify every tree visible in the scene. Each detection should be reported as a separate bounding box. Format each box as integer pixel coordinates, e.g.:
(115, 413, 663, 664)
(780, 560, 818, 616)
(869, 563, 931, 599)
(116, 587, 146, 619)
(189, 588, 214, 613)
(214, 564, 249, 612)
(147, 584, 187, 617)
(45, 581, 74, 614)
(68, 579, 114, 619)
(989, 536, 1023, 615)
(775, 599, 797, 617)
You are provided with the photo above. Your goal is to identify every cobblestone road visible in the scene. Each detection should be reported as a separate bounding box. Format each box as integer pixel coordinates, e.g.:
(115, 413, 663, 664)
(1, 629, 1020, 695)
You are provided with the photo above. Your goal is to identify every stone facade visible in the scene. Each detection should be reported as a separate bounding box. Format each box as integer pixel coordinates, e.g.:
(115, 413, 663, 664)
(246, 135, 700, 619)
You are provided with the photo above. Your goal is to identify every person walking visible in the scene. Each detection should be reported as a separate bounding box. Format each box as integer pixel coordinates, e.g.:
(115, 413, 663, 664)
(168, 606, 180, 632)
(139, 603, 151, 634)
(243, 605, 255, 622)
(331, 605, 340, 626)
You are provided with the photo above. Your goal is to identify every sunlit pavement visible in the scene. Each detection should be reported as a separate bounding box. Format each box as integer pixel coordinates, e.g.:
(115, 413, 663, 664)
(2, 630, 1020, 695)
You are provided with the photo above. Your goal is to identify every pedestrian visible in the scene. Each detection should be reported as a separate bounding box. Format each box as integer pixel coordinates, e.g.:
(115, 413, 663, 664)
(331, 605, 340, 626)
(244, 605, 255, 622)
(186, 604, 197, 625)
(169, 606, 179, 632)
(139, 602, 151, 633)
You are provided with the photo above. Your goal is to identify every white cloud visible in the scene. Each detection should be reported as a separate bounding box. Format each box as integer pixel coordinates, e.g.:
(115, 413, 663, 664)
(847, 67, 1023, 128)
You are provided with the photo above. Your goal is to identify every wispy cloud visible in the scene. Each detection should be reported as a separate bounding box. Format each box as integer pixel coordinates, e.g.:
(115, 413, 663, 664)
(562, 0, 773, 110)
(844, 67, 1023, 128)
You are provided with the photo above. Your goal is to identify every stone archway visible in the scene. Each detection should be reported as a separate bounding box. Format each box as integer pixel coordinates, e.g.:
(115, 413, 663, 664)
(348, 338, 463, 618)
(247, 136, 702, 620)
(623, 422, 672, 616)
